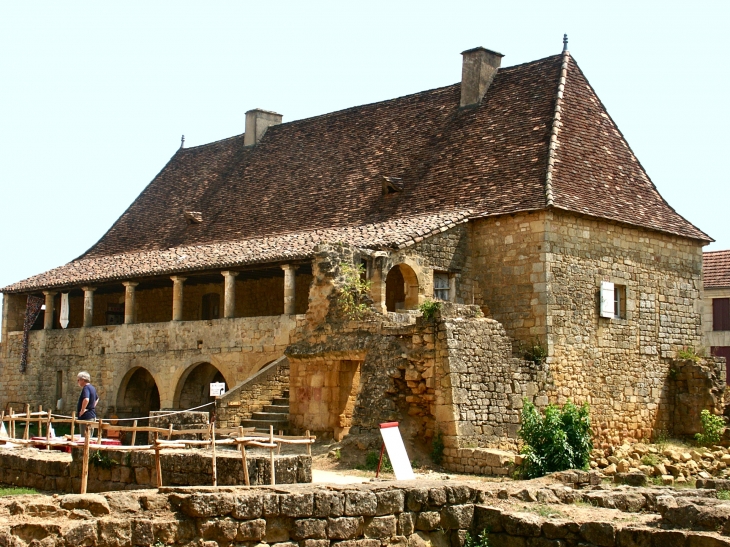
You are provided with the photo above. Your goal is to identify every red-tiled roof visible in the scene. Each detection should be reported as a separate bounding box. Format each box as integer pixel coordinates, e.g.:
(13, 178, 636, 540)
(2, 51, 710, 294)
(704, 251, 730, 289)
(1, 212, 470, 293)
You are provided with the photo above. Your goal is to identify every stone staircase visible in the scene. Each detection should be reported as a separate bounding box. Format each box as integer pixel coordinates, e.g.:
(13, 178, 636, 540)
(240, 389, 290, 434)
(215, 356, 292, 433)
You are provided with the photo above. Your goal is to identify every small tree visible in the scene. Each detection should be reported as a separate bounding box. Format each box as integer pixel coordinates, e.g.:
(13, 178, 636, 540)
(518, 399, 593, 479)
(336, 262, 372, 319)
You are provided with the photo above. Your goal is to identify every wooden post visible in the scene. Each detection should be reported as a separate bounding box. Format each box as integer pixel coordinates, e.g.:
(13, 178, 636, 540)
(23, 404, 30, 440)
(38, 405, 43, 438)
(238, 426, 250, 486)
(70, 411, 76, 441)
(269, 425, 275, 486)
(97, 418, 103, 446)
(80, 427, 91, 494)
(154, 432, 162, 488)
(306, 430, 311, 456)
(211, 422, 218, 487)
(278, 430, 282, 455)
(0, 411, 4, 438)
(167, 424, 173, 440)
(9, 407, 14, 439)
(131, 420, 138, 446)
(45, 410, 52, 450)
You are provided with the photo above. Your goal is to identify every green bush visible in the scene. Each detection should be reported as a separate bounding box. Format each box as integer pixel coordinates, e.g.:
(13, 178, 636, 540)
(419, 300, 441, 321)
(357, 451, 393, 473)
(518, 399, 593, 479)
(464, 529, 490, 547)
(431, 430, 445, 465)
(677, 346, 704, 362)
(695, 409, 725, 446)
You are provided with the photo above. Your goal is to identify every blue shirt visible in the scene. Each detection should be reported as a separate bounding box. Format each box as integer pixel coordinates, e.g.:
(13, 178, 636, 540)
(77, 384, 98, 418)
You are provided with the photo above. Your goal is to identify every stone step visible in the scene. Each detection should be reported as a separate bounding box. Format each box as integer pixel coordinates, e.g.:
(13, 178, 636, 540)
(263, 404, 289, 413)
(240, 418, 289, 430)
(254, 426, 289, 434)
(250, 411, 289, 422)
(272, 397, 289, 406)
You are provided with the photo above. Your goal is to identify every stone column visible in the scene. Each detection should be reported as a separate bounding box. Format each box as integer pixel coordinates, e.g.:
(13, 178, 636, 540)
(221, 271, 239, 319)
(281, 265, 297, 315)
(171, 276, 186, 321)
(43, 291, 57, 330)
(123, 282, 139, 324)
(370, 261, 387, 314)
(81, 287, 96, 327)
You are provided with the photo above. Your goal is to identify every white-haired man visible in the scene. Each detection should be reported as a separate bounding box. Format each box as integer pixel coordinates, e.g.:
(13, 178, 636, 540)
(76, 371, 99, 436)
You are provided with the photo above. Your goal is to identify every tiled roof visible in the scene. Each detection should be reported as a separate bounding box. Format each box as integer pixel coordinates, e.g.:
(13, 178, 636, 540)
(1, 212, 471, 293)
(2, 50, 710, 294)
(704, 250, 730, 289)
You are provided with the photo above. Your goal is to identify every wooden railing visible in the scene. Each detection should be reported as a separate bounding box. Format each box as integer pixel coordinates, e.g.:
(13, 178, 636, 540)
(0, 405, 314, 494)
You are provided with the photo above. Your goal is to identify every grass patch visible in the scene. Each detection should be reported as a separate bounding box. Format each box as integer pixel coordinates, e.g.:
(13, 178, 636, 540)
(641, 453, 660, 466)
(528, 504, 565, 518)
(0, 487, 38, 497)
(718, 490, 730, 500)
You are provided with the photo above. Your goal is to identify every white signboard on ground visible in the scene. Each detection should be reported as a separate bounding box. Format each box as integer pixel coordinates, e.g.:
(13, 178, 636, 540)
(210, 382, 226, 397)
(379, 422, 415, 480)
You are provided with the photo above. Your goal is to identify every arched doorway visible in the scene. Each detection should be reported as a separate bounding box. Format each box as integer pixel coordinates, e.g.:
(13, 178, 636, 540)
(175, 362, 227, 410)
(116, 367, 161, 419)
(385, 263, 420, 312)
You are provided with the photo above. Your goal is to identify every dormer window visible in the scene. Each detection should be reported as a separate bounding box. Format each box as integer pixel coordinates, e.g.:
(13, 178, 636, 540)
(381, 176, 403, 195)
(185, 211, 203, 224)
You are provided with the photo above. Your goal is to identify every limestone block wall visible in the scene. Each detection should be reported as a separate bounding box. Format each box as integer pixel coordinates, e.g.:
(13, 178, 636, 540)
(0, 314, 306, 417)
(545, 211, 705, 444)
(671, 358, 727, 436)
(432, 304, 550, 458)
(470, 212, 548, 344)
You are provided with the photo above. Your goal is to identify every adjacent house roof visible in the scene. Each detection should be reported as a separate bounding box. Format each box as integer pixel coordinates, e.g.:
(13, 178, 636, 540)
(2, 50, 710, 294)
(704, 250, 730, 289)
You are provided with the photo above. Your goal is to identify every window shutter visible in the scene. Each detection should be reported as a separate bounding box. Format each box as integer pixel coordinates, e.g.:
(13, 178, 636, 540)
(600, 281, 615, 318)
(714, 298, 730, 331)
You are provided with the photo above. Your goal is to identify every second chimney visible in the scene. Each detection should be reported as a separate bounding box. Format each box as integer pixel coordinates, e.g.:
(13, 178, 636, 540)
(460, 47, 504, 108)
(244, 109, 283, 146)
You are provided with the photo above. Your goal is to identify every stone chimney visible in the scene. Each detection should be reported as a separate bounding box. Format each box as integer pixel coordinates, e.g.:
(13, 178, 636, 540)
(460, 47, 504, 108)
(244, 109, 282, 146)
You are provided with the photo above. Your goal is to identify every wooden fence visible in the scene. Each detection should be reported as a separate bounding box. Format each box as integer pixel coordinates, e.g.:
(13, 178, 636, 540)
(0, 405, 314, 494)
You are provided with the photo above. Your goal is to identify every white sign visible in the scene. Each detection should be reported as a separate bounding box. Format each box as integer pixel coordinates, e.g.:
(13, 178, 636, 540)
(379, 422, 415, 480)
(210, 382, 226, 397)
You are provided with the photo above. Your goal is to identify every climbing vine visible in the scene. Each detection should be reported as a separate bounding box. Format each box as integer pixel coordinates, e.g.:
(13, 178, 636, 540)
(336, 262, 372, 319)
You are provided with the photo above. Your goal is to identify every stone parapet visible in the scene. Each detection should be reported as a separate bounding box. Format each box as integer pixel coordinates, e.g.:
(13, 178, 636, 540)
(0, 446, 311, 493)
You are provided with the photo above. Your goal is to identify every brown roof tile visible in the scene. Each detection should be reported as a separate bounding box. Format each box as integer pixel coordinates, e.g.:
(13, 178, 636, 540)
(2, 212, 470, 293)
(3, 51, 710, 294)
(704, 250, 730, 289)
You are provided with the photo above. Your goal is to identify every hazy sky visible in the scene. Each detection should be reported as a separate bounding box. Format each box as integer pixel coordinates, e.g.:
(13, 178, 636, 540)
(1, 1, 728, 319)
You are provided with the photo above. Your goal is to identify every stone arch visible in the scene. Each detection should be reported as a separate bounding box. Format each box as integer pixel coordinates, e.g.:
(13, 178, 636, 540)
(385, 263, 420, 312)
(173, 362, 228, 410)
(115, 367, 161, 419)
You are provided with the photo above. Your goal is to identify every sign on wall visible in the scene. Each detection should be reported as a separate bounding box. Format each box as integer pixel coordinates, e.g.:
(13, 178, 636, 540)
(209, 382, 226, 397)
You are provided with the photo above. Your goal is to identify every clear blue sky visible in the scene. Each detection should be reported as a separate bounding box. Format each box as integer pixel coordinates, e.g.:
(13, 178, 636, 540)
(1, 1, 728, 321)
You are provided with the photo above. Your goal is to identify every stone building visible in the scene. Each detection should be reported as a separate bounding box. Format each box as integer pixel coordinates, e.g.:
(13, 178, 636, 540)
(0, 45, 715, 461)
(703, 250, 730, 377)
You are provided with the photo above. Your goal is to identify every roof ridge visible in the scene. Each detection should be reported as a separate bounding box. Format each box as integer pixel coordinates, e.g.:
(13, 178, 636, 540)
(544, 50, 570, 207)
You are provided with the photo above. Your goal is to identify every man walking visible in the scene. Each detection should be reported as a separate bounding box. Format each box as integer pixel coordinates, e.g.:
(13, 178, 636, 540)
(76, 371, 99, 436)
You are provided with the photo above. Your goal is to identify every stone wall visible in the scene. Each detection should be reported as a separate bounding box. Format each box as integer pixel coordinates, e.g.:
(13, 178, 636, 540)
(0, 447, 310, 493)
(0, 314, 306, 416)
(671, 358, 727, 436)
(545, 210, 705, 444)
(216, 356, 291, 429)
(2, 481, 729, 546)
